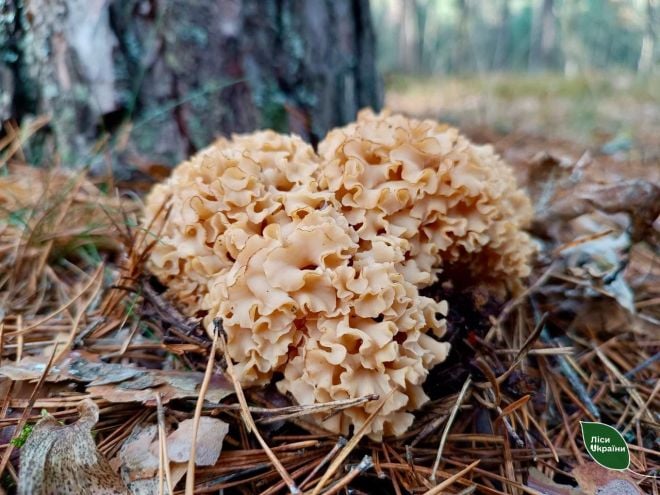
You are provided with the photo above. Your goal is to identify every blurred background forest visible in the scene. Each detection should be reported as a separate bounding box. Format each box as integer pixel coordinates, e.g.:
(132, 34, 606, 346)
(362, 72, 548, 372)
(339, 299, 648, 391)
(375, 0, 656, 75)
(0, 0, 658, 169)
(372, 0, 659, 157)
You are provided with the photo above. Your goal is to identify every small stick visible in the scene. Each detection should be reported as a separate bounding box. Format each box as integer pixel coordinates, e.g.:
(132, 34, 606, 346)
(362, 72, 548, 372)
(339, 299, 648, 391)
(425, 460, 480, 495)
(494, 347, 574, 355)
(300, 437, 346, 489)
(430, 376, 471, 483)
(263, 395, 378, 424)
(218, 324, 300, 495)
(552, 228, 614, 255)
(16, 315, 23, 362)
(0, 322, 4, 367)
(322, 455, 373, 495)
(157, 413, 164, 495)
(497, 312, 548, 384)
(210, 396, 377, 419)
(310, 390, 393, 495)
(185, 325, 219, 495)
(624, 352, 660, 379)
(155, 393, 174, 495)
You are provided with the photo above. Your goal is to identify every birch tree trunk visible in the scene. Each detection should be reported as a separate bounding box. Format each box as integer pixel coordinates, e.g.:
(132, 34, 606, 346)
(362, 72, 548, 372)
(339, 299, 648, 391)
(0, 0, 381, 168)
(528, 0, 557, 71)
(637, 0, 656, 74)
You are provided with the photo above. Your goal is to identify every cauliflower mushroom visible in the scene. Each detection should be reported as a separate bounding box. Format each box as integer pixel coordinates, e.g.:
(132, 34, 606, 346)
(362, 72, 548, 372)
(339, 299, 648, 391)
(144, 111, 533, 439)
(317, 109, 534, 291)
(143, 130, 324, 315)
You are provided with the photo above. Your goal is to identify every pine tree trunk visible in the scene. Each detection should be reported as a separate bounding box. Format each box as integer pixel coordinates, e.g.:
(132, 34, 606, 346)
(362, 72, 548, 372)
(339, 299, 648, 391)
(1, 0, 381, 168)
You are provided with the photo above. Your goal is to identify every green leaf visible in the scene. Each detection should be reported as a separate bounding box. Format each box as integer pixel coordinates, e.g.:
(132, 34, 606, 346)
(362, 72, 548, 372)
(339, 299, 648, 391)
(10, 424, 34, 448)
(581, 421, 630, 470)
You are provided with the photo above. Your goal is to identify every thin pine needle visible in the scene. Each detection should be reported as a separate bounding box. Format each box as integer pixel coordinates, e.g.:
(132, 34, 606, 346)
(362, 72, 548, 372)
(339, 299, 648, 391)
(424, 460, 480, 495)
(430, 376, 472, 483)
(309, 390, 394, 495)
(185, 325, 219, 495)
(219, 326, 300, 495)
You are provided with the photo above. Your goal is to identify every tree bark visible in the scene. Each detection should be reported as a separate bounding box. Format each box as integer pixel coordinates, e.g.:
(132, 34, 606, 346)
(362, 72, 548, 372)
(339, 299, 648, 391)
(1, 0, 381, 168)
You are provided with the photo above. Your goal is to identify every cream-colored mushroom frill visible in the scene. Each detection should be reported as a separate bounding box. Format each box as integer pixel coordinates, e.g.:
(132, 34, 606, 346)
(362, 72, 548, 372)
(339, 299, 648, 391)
(143, 110, 534, 439)
(317, 110, 534, 288)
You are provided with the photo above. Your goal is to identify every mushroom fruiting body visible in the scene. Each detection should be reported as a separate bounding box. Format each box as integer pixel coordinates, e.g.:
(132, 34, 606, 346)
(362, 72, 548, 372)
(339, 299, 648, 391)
(143, 110, 534, 439)
(144, 131, 322, 315)
(317, 109, 534, 290)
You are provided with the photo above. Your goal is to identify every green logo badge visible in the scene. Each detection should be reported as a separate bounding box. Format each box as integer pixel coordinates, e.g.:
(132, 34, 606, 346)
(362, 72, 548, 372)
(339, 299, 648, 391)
(580, 421, 630, 470)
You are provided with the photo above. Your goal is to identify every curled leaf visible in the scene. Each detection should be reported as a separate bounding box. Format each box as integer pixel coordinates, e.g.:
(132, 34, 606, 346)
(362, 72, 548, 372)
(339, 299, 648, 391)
(18, 399, 129, 495)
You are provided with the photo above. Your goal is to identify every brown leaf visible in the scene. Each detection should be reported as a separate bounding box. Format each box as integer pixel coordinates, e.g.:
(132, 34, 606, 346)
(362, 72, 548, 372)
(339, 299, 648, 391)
(536, 179, 660, 243)
(0, 354, 233, 405)
(112, 417, 223, 493)
(0, 356, 73, 382)
(526, 467, 582, 495)
(115, 424, 159, 482)
(578, 179, 660, 243)
(572, 463, 643, 495)
(163, 417, 228, 466)
(113, 423, 188, 493)
(88, 372, 231, 405)
(18, 399, 129, 495)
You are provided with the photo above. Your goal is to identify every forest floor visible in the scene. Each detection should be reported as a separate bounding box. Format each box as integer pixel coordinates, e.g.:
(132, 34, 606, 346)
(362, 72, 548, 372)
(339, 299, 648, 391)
(386, 72, 660, 160)
(0, 74, 658, 494)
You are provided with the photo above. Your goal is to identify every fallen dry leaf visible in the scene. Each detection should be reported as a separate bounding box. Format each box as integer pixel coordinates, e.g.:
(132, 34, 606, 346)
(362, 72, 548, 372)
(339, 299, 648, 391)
(163, 417, 228, 466)
(560, 231, 636, 313)
(115, 424, 159, 482)
(572, 463, 643, 495)
(598, 479, 646, 495)
(535, 178, 660, 244)
(113, 417, 227, 493)
(113, 423, 187, 493)
(526, 467, 582, 495)
(0, 353, 233, 405)
(87, 373, 231, 404)
(18, 399, 129, 495)
(578, 179, 660, 243)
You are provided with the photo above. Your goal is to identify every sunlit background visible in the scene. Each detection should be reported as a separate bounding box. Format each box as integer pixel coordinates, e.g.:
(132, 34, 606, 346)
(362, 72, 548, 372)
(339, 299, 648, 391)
(371, 0, 658, 156)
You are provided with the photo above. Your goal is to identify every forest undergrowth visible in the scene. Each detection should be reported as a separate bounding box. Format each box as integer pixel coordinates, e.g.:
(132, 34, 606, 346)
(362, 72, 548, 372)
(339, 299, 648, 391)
(0, 90, 658, 494)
